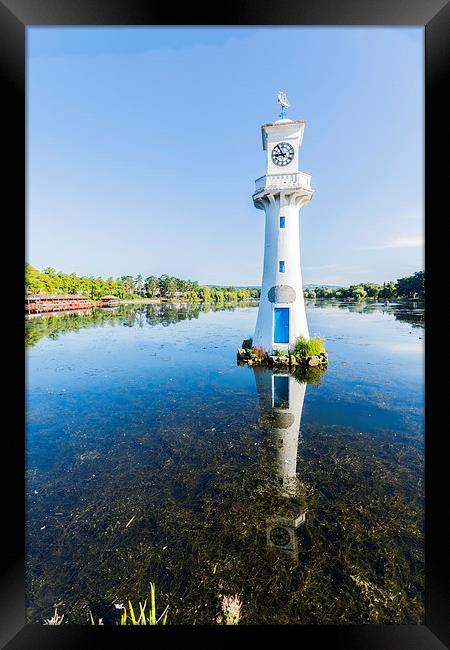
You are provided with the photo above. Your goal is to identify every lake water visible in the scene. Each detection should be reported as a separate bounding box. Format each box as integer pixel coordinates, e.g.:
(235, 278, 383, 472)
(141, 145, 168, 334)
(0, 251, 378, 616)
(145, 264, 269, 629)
(25, 301, 424, 625)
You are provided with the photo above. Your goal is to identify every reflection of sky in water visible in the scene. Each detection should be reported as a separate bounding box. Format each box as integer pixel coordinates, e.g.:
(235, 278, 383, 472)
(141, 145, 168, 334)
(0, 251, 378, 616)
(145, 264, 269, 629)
(382, 341, 424, 355)
(26, 303, 424, 472)
(302, 303, 424, 430)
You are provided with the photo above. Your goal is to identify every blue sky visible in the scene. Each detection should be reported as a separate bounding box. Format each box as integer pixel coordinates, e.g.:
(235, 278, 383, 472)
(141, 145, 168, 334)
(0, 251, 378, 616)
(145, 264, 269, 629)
(27, 27, 424, 286)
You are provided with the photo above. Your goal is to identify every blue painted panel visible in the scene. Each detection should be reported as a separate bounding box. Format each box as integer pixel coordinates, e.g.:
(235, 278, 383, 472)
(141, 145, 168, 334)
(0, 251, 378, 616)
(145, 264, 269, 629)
(274, 307, 289, 343)
(274, 375, 289, 408)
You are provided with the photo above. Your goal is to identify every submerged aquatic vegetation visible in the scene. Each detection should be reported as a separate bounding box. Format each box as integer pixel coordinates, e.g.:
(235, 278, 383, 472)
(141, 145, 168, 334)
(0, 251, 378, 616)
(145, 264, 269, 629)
(27, 302, 424, 625)
(31, 415, 424, 625)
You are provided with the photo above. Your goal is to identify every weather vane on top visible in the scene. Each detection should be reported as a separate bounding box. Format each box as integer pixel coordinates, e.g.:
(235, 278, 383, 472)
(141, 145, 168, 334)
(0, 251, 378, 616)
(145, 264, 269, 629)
(277, 91, 290, 119)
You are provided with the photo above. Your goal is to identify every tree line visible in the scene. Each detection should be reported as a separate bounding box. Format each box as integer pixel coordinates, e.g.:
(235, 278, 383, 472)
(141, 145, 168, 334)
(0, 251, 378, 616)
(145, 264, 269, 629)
(304, 271, 424, 301)
(25, 264, 260, 303)
(25, 264, 424, 303)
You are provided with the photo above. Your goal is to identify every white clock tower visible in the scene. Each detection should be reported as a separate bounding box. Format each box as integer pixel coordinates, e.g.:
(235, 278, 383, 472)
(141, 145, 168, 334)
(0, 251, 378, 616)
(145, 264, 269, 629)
(252, 93, 314, 353)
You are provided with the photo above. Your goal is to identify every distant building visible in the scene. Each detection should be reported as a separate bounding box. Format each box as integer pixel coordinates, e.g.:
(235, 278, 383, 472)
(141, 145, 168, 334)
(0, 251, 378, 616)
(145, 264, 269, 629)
(100, 295, 120, 307)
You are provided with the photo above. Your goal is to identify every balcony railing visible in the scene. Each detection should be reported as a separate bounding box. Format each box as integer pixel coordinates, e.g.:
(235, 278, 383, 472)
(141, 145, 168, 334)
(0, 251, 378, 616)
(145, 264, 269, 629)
(254, 172, 312, 194)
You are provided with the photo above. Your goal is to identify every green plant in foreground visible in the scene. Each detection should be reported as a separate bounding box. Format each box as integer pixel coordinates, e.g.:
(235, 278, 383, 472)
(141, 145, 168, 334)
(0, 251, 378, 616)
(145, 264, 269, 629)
(43, 608, 64, 625)
(44, 583, 243, 625)
(88, 582, 168, 625)
(294, 335, 325, 358)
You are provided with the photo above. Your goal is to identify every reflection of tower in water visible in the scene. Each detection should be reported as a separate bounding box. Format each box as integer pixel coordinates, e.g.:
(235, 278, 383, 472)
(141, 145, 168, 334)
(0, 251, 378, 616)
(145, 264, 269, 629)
(252, 367, 308, 557)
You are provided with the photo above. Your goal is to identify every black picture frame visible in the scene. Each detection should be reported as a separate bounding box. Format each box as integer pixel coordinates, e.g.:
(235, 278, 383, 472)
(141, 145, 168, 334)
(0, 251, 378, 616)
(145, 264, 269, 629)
(2, 1, 448, 647)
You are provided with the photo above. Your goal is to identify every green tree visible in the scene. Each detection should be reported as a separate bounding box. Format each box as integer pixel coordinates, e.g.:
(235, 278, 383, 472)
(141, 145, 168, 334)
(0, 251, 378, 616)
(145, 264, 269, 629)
(144, 276, 159, 298)
(350, 285, 367, 301)
(176, 278, 187, 297)
(158, 274, 169, 296)
(165, 277, 177, 297)
(115, 280, 127, 299)
(120, 275, 135, 295)
(42, 267, 57, 278)
(135, 274, 144, 294)
(396, 271, 424, 299)
(363, 283, 381, 299)
(199, 285, 211, 303)
(25, 263, 50, 293)
(379, 281, 397, 300)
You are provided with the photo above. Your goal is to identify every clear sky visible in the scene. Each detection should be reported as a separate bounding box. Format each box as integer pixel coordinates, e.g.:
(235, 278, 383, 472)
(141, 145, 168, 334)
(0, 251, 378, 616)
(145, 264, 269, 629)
(27, 27, 424, 286)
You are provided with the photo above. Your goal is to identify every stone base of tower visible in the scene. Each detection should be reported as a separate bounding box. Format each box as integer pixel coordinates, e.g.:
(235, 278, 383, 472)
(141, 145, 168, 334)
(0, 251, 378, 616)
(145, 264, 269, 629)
(237, 339, 328, 372)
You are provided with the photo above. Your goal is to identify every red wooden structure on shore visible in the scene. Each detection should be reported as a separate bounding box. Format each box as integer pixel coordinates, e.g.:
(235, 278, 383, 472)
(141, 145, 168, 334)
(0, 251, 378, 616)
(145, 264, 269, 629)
(25, 294, 101, 314)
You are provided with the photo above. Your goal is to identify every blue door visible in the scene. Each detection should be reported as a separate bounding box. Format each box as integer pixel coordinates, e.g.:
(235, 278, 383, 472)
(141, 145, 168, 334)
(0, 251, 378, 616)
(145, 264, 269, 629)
(274, 307, 289, 343)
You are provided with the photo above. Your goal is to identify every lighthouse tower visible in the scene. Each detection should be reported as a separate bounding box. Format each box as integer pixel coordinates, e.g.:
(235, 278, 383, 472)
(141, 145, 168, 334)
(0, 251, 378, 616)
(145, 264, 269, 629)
(252, 93, 314, 353)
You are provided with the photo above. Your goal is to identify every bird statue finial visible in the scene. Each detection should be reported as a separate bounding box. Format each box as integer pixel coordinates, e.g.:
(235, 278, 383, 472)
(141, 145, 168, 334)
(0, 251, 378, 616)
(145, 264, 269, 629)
(277, 91, 290, 119)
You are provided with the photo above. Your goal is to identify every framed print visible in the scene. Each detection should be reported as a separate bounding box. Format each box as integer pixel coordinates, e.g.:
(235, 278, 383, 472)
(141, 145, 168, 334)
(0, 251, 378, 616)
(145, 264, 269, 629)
(1, 0, 449, 647)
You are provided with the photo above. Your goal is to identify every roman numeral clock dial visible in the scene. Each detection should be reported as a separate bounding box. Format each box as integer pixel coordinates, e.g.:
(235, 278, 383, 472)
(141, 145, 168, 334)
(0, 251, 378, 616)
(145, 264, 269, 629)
(271, 142, 294, 166)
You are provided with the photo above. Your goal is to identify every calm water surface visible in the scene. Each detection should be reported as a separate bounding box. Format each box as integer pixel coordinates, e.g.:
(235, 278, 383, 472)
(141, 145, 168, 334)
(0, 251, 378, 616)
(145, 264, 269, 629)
(25, 301, 424, 624)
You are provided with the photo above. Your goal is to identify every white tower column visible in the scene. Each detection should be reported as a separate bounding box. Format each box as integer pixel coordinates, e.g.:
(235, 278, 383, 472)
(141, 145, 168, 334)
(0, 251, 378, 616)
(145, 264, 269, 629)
(252, 112, 314, 354)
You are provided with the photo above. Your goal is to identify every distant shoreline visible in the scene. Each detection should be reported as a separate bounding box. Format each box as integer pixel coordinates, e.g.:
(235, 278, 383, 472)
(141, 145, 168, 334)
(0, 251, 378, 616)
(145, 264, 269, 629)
(117, 298, 259, 305)
(24, 296, 424, 320)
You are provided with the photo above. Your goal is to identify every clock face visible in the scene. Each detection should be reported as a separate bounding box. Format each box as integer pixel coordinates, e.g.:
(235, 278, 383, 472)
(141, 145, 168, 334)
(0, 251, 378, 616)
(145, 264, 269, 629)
(271, 142, 294, 167)
(269, 526, 291, 547)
